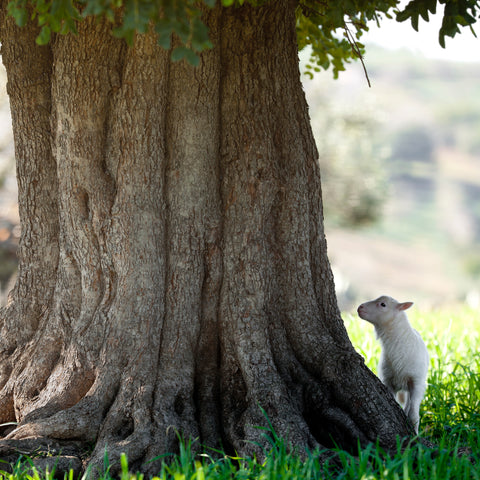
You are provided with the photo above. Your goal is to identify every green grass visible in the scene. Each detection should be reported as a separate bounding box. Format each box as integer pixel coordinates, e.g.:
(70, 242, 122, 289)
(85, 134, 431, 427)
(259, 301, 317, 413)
(1, 305, 479, 479)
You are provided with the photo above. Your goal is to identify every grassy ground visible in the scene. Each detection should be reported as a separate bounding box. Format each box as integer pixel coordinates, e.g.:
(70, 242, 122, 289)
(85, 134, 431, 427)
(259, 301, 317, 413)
(1, 305, 479, 479)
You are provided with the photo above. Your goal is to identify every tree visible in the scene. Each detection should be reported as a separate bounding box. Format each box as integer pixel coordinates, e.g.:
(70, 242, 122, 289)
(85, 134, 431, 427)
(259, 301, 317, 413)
(0, 0, 477, 475)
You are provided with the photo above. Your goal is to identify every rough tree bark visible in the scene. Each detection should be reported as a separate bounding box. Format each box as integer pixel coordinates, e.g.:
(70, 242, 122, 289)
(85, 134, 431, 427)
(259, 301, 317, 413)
(0, 0, 412, 474)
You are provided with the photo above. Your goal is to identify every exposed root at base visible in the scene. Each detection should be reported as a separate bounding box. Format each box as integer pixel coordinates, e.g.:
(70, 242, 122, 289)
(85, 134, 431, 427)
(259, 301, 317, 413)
(0, 437, 85, 478)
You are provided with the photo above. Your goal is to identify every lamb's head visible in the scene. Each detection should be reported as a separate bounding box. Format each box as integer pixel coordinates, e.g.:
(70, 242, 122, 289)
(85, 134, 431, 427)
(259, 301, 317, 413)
(357, 295, 413, 327)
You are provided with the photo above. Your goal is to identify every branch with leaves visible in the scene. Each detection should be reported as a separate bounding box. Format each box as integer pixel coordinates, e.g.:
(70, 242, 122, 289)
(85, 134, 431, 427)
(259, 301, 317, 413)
(3, 0, 479, 74)
(396, 0, 478, 47)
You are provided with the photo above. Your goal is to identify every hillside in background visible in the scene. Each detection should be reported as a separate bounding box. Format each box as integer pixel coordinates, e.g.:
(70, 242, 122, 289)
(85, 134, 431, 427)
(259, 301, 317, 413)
(302, 45, 480, 310)
(0, 45, 479, 310)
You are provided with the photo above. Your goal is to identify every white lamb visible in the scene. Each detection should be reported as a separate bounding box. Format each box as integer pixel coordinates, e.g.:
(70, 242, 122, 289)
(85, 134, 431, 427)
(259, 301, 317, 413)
(357, 295, 429, 433)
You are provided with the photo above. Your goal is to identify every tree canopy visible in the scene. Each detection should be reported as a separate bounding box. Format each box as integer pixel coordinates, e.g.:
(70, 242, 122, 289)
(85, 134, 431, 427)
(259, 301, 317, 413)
(4, 0, 480, 76)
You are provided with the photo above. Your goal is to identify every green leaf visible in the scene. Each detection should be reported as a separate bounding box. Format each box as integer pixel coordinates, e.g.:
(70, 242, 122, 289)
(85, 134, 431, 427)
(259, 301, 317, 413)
(172, 46, 200, 66)
(420, 8, 429, 21)
(426, 0, 437, 15)
(113, 25, 136, 45)
(411, 12, 419, 31)
(36, 24, 51, 44)
(36, 0, 50, 15)
(439, 30, 446, 48)
(185, 51, 200, 67)
(191, 16, 213, 51)
(396, 9, 411, 22)
(156, 31, 172, 49)
(10, 7, 29, 26)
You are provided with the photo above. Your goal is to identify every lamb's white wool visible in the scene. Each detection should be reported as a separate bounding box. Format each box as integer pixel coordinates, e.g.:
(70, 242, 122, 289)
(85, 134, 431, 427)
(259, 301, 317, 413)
(357, 295, 429, 433)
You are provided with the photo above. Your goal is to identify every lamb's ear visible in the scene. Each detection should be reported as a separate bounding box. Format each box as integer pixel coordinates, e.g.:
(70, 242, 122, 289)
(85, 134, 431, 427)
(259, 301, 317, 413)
(398, 301, 414, 311)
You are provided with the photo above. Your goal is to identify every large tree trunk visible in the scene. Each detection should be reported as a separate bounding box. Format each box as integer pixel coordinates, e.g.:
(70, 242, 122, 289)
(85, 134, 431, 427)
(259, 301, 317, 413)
(0, 0, 411, 474)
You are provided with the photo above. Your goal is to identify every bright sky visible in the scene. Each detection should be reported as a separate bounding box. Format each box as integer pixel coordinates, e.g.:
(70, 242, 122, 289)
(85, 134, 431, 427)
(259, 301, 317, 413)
(364, 6, 480, 63)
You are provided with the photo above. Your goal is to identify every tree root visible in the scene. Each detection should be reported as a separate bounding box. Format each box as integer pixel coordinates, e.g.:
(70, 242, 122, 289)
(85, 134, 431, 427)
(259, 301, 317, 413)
(0, 438, 84, 479)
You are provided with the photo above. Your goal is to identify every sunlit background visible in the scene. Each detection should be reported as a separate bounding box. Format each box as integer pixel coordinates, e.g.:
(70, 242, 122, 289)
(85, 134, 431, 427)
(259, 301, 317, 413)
(302, 8, 480, 310)
(0, 7, 479, 311)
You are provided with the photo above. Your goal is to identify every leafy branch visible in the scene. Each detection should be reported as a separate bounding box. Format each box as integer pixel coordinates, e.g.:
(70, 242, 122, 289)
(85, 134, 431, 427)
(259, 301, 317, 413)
(297, 0, 397, 79)
(396, 0, 479, 48)
(4, 0, 480, 73)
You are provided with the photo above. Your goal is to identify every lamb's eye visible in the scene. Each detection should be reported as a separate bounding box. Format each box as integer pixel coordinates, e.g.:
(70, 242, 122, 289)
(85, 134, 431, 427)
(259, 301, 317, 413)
(381, 302, 386, 307)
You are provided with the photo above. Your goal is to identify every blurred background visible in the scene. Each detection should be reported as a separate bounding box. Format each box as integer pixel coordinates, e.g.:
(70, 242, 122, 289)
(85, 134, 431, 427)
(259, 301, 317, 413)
(0, 11, 478, 311)
(302, 11, 480, 311)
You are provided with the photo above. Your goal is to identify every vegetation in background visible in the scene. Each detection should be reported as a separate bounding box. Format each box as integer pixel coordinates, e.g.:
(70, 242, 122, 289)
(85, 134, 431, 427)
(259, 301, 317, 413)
(302, 45, 480, 306)
(306, 46, 480, 235)
(308, 93, 389, 227)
